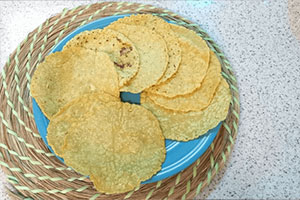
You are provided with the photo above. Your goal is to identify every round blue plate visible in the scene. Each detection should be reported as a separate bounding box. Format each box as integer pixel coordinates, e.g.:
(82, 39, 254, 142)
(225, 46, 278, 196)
(32, 14, 221, 184)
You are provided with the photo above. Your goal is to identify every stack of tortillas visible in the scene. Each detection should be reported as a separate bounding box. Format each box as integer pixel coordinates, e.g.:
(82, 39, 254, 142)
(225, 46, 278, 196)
(30, 14, 231, 194)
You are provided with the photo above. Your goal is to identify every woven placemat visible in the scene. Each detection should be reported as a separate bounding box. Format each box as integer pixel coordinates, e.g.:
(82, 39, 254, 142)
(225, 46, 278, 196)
(0, 2, 240, 200)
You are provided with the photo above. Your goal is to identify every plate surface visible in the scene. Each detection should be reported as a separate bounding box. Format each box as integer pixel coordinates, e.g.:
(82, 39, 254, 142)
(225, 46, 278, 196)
(32, 14, 221, 184)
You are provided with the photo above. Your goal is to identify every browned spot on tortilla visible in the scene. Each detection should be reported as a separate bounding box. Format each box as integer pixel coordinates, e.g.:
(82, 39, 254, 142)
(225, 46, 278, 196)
(120, 47, 133, 56)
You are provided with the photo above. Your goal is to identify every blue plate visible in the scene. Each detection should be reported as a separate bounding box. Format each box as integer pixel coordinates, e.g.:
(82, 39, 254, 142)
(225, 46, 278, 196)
(32, 14, 221, 184)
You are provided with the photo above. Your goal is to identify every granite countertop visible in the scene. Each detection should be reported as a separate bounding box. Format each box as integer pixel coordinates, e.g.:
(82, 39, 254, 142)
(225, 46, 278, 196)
(0, 0, 299, 199)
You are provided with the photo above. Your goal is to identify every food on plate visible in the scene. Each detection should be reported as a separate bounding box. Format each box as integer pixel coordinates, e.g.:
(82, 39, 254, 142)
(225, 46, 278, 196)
(106, 23, 168, 93)
(47, 92, 119, 156)
(113, 14, 181, 84)
(31, 13, 231, 194)
(59, 96, 165, 194)
(141, 79, 231, 141)
(170, 24, 209, 51)
(64, 29, 140, 87)
(146, 37, 210, 98)
(30, 48, 119, 118)
(146, 51, 221, 112)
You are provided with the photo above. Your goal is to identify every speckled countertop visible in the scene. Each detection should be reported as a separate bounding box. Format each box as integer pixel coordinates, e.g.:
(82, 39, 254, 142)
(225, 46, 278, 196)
(0, 0, 299, 199)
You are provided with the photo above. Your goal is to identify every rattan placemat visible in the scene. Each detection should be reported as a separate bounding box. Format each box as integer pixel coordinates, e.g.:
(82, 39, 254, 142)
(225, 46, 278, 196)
(288, 0, 300, 41)
(0, 2, 240, 199)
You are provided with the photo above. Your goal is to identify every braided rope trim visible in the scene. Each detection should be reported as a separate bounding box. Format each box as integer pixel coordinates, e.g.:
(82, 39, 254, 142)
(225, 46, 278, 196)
(0, 2, 239, 199)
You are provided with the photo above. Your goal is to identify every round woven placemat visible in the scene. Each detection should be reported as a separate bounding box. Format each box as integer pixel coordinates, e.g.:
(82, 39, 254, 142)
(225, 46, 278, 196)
(0, 2, 240, 200)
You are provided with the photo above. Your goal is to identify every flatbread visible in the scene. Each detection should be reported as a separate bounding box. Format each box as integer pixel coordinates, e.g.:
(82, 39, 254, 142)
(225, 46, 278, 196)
(115, 14, 181, 84)
(61, 100, 165, 194)
(106, 23, 168, 93)
(147, 51, 221, 112)
(47, 92, 119, 156)
(30, 48, 119, 118)
(141, 78, 231, 141)
(64, 29, 140, 87)
(170, 24, 209, 51)
(146, 37, 210, 98)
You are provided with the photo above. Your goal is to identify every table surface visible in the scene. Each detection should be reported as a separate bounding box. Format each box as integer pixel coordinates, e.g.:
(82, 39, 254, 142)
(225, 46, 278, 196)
(0, 0, 300, 199)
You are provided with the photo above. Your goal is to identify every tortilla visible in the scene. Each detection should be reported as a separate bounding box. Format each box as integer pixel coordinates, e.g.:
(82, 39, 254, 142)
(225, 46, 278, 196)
(62, 100, 165, 194)
(147, 51, 221, 112)
(114, 14, 181, 84)
(64, 29, 140, 87)
(47, 92, 119, 156)
(30, 47, 119, 118)
(141, 78, 231, 141)
(170, 24, 209, 51)
(105, 23, 168, 93)
(146, 37, 210, 98)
